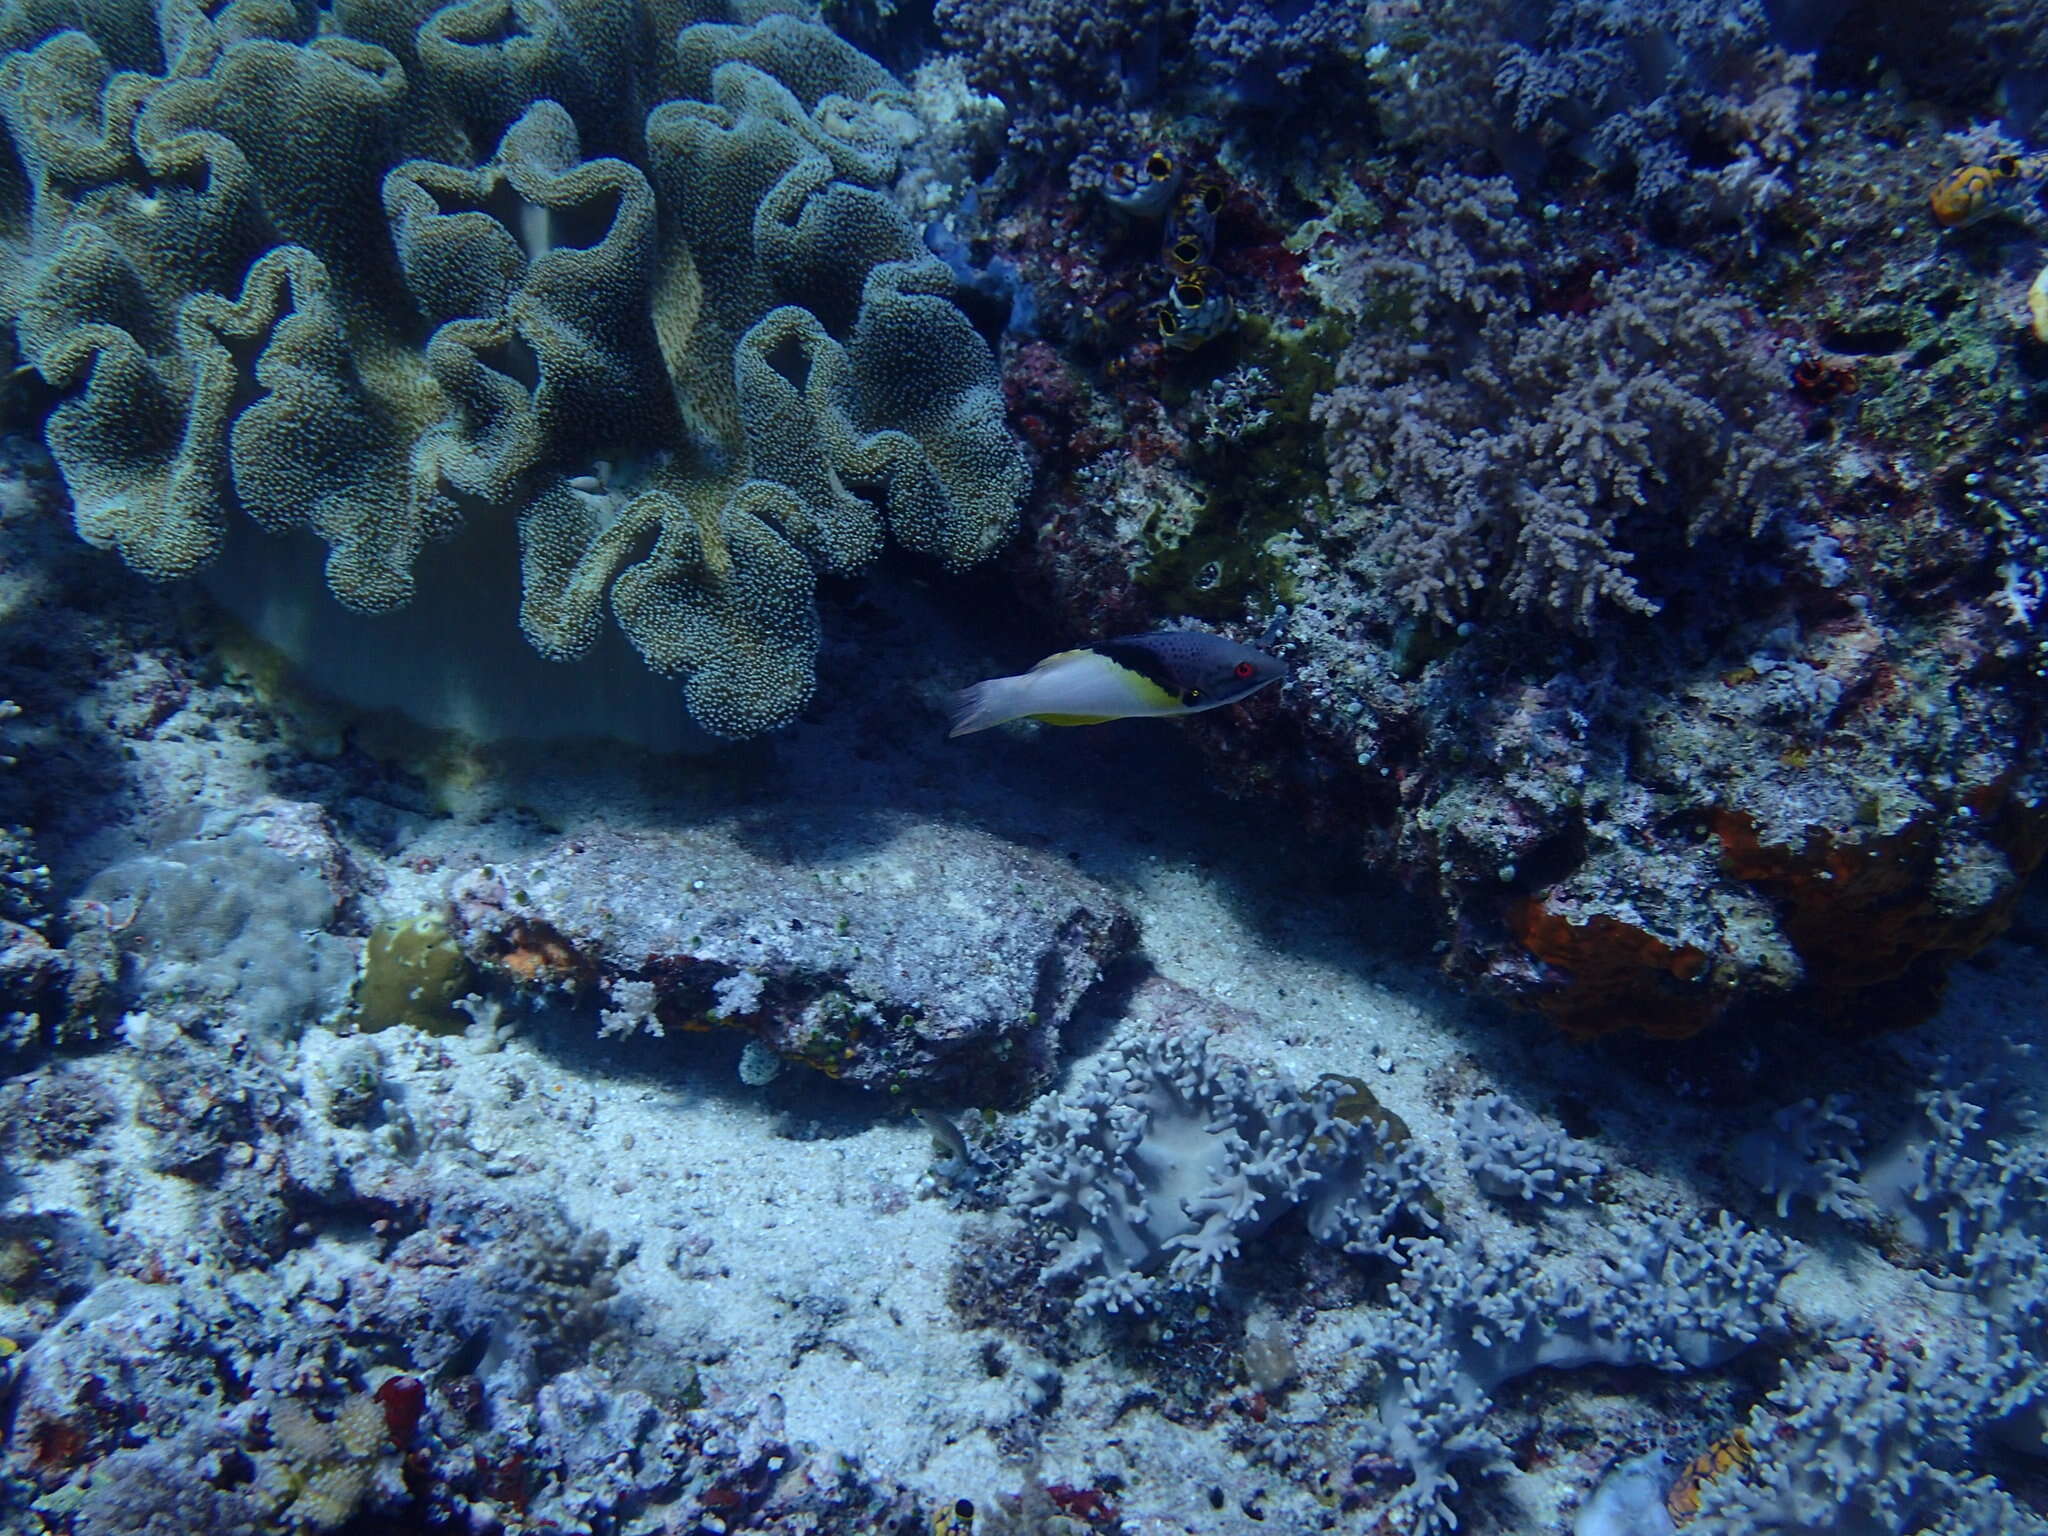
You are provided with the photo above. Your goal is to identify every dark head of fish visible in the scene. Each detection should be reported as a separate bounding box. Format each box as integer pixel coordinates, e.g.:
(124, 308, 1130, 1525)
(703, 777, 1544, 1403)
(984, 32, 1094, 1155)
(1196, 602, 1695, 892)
(1093, 631, 1286, 709)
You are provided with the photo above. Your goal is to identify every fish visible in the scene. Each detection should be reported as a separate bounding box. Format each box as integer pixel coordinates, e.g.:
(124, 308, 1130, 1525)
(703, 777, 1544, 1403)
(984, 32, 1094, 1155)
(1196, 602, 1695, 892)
(948, 630, 1285, 737)
(1930, 152, 2048, 227)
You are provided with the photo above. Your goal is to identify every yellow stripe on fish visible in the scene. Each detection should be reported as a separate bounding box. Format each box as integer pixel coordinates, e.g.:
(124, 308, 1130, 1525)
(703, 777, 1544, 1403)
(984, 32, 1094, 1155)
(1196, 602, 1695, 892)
(948, 631, 1284, 737)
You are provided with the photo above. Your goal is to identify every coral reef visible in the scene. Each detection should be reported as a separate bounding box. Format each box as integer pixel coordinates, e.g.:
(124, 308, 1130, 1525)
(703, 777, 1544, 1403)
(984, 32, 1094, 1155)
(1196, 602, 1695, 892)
(1685, 1339, 2037, 1535)
(1491, 1, 1799, 206)
(934, 0, 1151, 156)
(354, 911, 472, 1035)
(1316, 172, 1808, 628)
(1364, 0, 1810, 236)
(1628, 1051, 2048, 1532)
(83, 824, 355, 1036)
(0, 1062, 116, 1160)
(945, 1013, 1807, 1532)
(1352, 1217, 1796, 1534)
(10, 2, 2048, 1533)
(1010, 124, 2047, 1035)
(1191, 0, 1371, 91)
(0, 0, 1026, 737)
(1731, 1093, 1870, 1219)
(0, 1000, 916, 1533)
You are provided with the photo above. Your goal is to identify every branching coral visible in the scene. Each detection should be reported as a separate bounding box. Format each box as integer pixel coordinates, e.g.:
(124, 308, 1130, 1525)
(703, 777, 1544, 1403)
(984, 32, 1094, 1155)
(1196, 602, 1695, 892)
(1315, 172, 1810, 629)
(1354, 1217, 1797, 1534)
(935, 0, 1381, 157)
(1732, 1093, 1871, 1220)
(1191, 0, 1373, 90)
(1686, 1340, 2033, 1536)
(1364, 0, 1807, 218)
(1679, 1061, 2048, 1530)
(0, 1, 1026, 737)
(1494, 0, 1785, 202)
(1452, 1090, 1602, 1205)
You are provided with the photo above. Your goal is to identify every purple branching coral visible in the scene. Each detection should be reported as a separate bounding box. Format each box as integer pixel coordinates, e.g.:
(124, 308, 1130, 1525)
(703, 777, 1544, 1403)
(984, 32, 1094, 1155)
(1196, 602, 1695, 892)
(1700, 1060, 2048, 1530)
(1014, 1031, 1433, 1315)
(1688, 1339, 2029, 1535)
(933, 0, 1158, 154)
(1368, 0, 1810, 222)
(1353, 1217, 1797, 1534)
(1494, 0, 1780, 200)
(1313, 172, 1811, 630)
(1191, 0, 1374, 89)
(1453, 1090, 1603, 1205)
(935, 0, 1383, 155)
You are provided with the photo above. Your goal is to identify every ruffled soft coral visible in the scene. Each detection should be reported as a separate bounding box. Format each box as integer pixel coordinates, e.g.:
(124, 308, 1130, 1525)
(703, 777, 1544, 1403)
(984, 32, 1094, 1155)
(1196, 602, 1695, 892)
(0, 2, 1027, 738)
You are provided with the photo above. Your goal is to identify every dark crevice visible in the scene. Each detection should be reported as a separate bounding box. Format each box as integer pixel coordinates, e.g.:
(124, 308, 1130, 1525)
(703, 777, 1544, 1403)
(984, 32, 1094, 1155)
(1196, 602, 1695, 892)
(1820, 324, 1910, 356)
(438, 0, 532, 48)
(541, 187, 621, 253)
(478, 331, 541, 392)
(762, 331, 811, 393)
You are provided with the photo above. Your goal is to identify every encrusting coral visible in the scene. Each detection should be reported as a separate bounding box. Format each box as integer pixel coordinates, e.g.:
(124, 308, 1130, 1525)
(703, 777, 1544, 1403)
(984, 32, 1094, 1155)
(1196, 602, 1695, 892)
(0, 0, 1026, 737)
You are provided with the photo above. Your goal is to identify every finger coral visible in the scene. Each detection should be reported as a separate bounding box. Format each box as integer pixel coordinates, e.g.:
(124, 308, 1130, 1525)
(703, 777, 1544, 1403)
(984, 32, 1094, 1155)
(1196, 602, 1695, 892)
(1452, 1089, 1603, 1205)
(1015, 1031, 1434, 1315)
(0, 1, 1026, 738)
(1355, 1216, 1797, 1534)
(1686, 1340, 2030, 1536)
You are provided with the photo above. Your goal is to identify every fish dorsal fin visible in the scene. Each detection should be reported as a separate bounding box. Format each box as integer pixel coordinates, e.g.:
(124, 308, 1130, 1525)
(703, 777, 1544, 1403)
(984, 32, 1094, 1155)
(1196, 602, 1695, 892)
(1029, 648, 1090, 673)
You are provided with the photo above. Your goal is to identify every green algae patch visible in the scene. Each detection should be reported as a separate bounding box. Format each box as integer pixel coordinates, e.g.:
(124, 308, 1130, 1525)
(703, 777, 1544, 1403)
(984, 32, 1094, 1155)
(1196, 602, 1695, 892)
(1136, 315, 1337, 618)
(355, 913, 472, 1035)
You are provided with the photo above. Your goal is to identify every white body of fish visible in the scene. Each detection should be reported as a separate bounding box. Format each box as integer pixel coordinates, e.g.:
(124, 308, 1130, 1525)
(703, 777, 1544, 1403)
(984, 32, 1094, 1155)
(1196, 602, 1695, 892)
(950, 649, 1189, 736)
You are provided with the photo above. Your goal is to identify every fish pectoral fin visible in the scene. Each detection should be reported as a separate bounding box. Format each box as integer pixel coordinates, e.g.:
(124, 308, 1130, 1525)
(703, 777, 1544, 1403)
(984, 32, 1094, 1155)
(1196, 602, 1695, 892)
(1029, 712, 1121, 727)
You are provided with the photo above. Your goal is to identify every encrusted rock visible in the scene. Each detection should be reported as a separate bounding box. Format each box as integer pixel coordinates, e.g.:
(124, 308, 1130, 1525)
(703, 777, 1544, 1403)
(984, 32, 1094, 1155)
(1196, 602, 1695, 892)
(450, 821, 1134, 1106)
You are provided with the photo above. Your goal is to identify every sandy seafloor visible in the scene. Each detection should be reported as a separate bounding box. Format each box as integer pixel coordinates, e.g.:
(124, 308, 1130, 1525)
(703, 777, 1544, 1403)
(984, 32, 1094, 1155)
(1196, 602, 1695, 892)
(6, 435, 2048, 1534)
(358, 826, 2045, 1532)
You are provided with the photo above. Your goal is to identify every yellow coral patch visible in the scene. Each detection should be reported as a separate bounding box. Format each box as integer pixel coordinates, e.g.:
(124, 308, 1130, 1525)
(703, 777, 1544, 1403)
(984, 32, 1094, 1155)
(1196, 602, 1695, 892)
(1666, 1427, 1753, 1521)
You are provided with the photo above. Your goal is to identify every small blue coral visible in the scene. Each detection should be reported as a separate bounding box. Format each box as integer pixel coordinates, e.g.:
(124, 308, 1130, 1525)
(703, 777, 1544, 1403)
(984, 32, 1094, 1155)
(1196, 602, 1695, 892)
(1453, 1090, 1603, 1205)
(1016, 1032, 1432, 1314)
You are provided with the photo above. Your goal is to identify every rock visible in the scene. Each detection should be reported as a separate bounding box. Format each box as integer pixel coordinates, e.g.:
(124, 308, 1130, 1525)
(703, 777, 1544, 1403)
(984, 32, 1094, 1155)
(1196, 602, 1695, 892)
(450, 817, 1134, 1106)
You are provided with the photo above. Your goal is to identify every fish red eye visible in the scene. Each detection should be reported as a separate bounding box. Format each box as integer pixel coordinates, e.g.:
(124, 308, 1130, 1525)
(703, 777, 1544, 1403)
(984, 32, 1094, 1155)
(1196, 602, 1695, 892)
(1234, 660, 1255, 679)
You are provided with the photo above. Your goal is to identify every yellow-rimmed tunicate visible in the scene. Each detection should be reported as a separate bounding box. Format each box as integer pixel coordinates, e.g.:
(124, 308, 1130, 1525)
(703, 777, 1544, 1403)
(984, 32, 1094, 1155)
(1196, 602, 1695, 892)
(1103, 148, 1181, 218)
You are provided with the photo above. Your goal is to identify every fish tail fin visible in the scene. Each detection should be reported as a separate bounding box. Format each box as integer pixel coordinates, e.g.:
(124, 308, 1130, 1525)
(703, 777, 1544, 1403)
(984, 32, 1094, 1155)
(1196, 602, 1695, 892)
(948, 676, 1026, 737)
